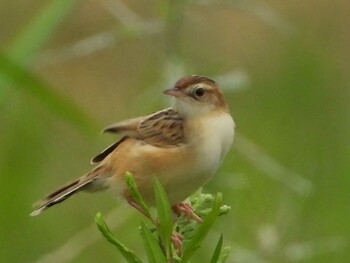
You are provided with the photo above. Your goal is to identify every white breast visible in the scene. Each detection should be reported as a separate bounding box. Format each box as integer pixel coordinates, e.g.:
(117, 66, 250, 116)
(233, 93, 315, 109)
(191, 112, 235, 175)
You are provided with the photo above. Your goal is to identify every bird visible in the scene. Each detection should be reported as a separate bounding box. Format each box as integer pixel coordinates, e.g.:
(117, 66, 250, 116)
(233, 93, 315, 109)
(30, 75, 235, 220)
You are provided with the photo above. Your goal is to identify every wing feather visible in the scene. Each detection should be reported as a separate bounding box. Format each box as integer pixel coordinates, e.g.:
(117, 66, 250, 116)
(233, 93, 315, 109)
(91, 136, 128, 163)
(103, 108, 185, 147)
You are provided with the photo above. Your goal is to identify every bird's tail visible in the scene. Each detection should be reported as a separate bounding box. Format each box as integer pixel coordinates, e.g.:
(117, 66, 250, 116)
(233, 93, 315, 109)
(30, 166, 107, 216)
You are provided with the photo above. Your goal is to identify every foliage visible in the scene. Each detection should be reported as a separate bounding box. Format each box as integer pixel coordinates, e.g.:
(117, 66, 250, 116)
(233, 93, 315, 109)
(1, 1, 349, 262)
(95, 173, 231, 263)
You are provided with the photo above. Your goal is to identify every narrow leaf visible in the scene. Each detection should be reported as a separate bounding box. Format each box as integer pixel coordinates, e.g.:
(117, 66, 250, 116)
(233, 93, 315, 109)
(140, 222, 167, 263)
(153, 177, 173, 256)
(7, 0, 79, 61)
(125, 172, 151, 217)
(0, 0, 80, 119)
(95, 212, 143, 263)
(182, 192, 223, 261)
(219, 246, 231, 263)
(210, 234, 223, 263)
(0, 53, 98, 135)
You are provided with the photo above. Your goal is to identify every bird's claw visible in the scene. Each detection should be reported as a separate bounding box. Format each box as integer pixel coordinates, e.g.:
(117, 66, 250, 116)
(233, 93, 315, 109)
(172, 202, 203, 223)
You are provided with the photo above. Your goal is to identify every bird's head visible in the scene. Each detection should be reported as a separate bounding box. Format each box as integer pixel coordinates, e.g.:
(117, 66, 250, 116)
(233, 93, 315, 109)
(164, 75, 228, 117)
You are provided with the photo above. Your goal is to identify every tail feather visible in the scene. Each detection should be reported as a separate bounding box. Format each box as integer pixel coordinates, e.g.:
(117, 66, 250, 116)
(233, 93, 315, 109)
(30, 167, 105, 216)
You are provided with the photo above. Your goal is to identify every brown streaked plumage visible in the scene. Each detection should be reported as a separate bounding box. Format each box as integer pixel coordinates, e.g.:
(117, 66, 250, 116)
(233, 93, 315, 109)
(103, 108, 185, 148)
(174, 75, 216, 89)
(31, 75, 235, 218)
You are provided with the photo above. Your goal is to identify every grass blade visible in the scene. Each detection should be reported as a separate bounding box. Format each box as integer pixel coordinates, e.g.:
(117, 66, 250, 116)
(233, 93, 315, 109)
(140, 222, 167, 263)
(125, 172, 151, 217)
(218, 246, 231, 263)
(0, 53, 98, 135)
(7, 0, 79, 61)
(0, 0, 85, 133)
(95, 212, 143, 263)
(182, 192, 223, 261)
(210, 234, 223, 263)
(153, 177, 173, 257)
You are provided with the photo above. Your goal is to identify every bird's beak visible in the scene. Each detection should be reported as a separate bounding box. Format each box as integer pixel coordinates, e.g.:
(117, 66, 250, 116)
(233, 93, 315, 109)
(163, 87, 186, 97)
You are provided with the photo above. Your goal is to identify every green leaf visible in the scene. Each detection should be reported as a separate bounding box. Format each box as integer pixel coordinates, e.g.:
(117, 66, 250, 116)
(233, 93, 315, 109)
(210, 234, 223, 263)
(0, 0, 91, 134)
(7, 0, 79, 62)
(95, 212, 143, 263)
(124, 172, 151, 217)
(0, 53, 98, 135)
(153, 177, 173, 257)
(218, 246, 231, 263)
(140, 222, 167, 263)
(182, 192, 223, 262)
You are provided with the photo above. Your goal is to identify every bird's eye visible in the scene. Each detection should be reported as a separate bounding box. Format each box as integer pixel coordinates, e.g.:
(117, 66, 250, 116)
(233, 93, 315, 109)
(194, 87, 205, 98)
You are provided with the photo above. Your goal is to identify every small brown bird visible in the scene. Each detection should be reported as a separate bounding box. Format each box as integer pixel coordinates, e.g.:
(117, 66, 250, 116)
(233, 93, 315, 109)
(31, 75, 235, 219)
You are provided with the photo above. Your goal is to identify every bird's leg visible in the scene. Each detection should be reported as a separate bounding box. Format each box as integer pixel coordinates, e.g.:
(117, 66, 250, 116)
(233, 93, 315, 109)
(126, 197, 189, 255)
(125, 196, 158, 225)
(172, 202, 203, 223)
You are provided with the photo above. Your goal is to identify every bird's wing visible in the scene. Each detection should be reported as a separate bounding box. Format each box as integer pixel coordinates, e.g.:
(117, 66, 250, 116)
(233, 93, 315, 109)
(91, 136, 128, 163)
(103, 108, 185, 147)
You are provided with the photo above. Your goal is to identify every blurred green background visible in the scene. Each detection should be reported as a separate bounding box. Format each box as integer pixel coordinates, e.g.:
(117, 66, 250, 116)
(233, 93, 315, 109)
(0, 0, 349, 262)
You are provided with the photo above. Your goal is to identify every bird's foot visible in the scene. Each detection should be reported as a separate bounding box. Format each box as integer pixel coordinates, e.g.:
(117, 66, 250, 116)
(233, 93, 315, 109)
(172, 202, 203, 223)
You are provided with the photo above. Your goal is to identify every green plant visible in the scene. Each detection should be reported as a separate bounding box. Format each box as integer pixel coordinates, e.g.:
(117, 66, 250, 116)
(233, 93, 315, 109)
(95, 173, 231, 262)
